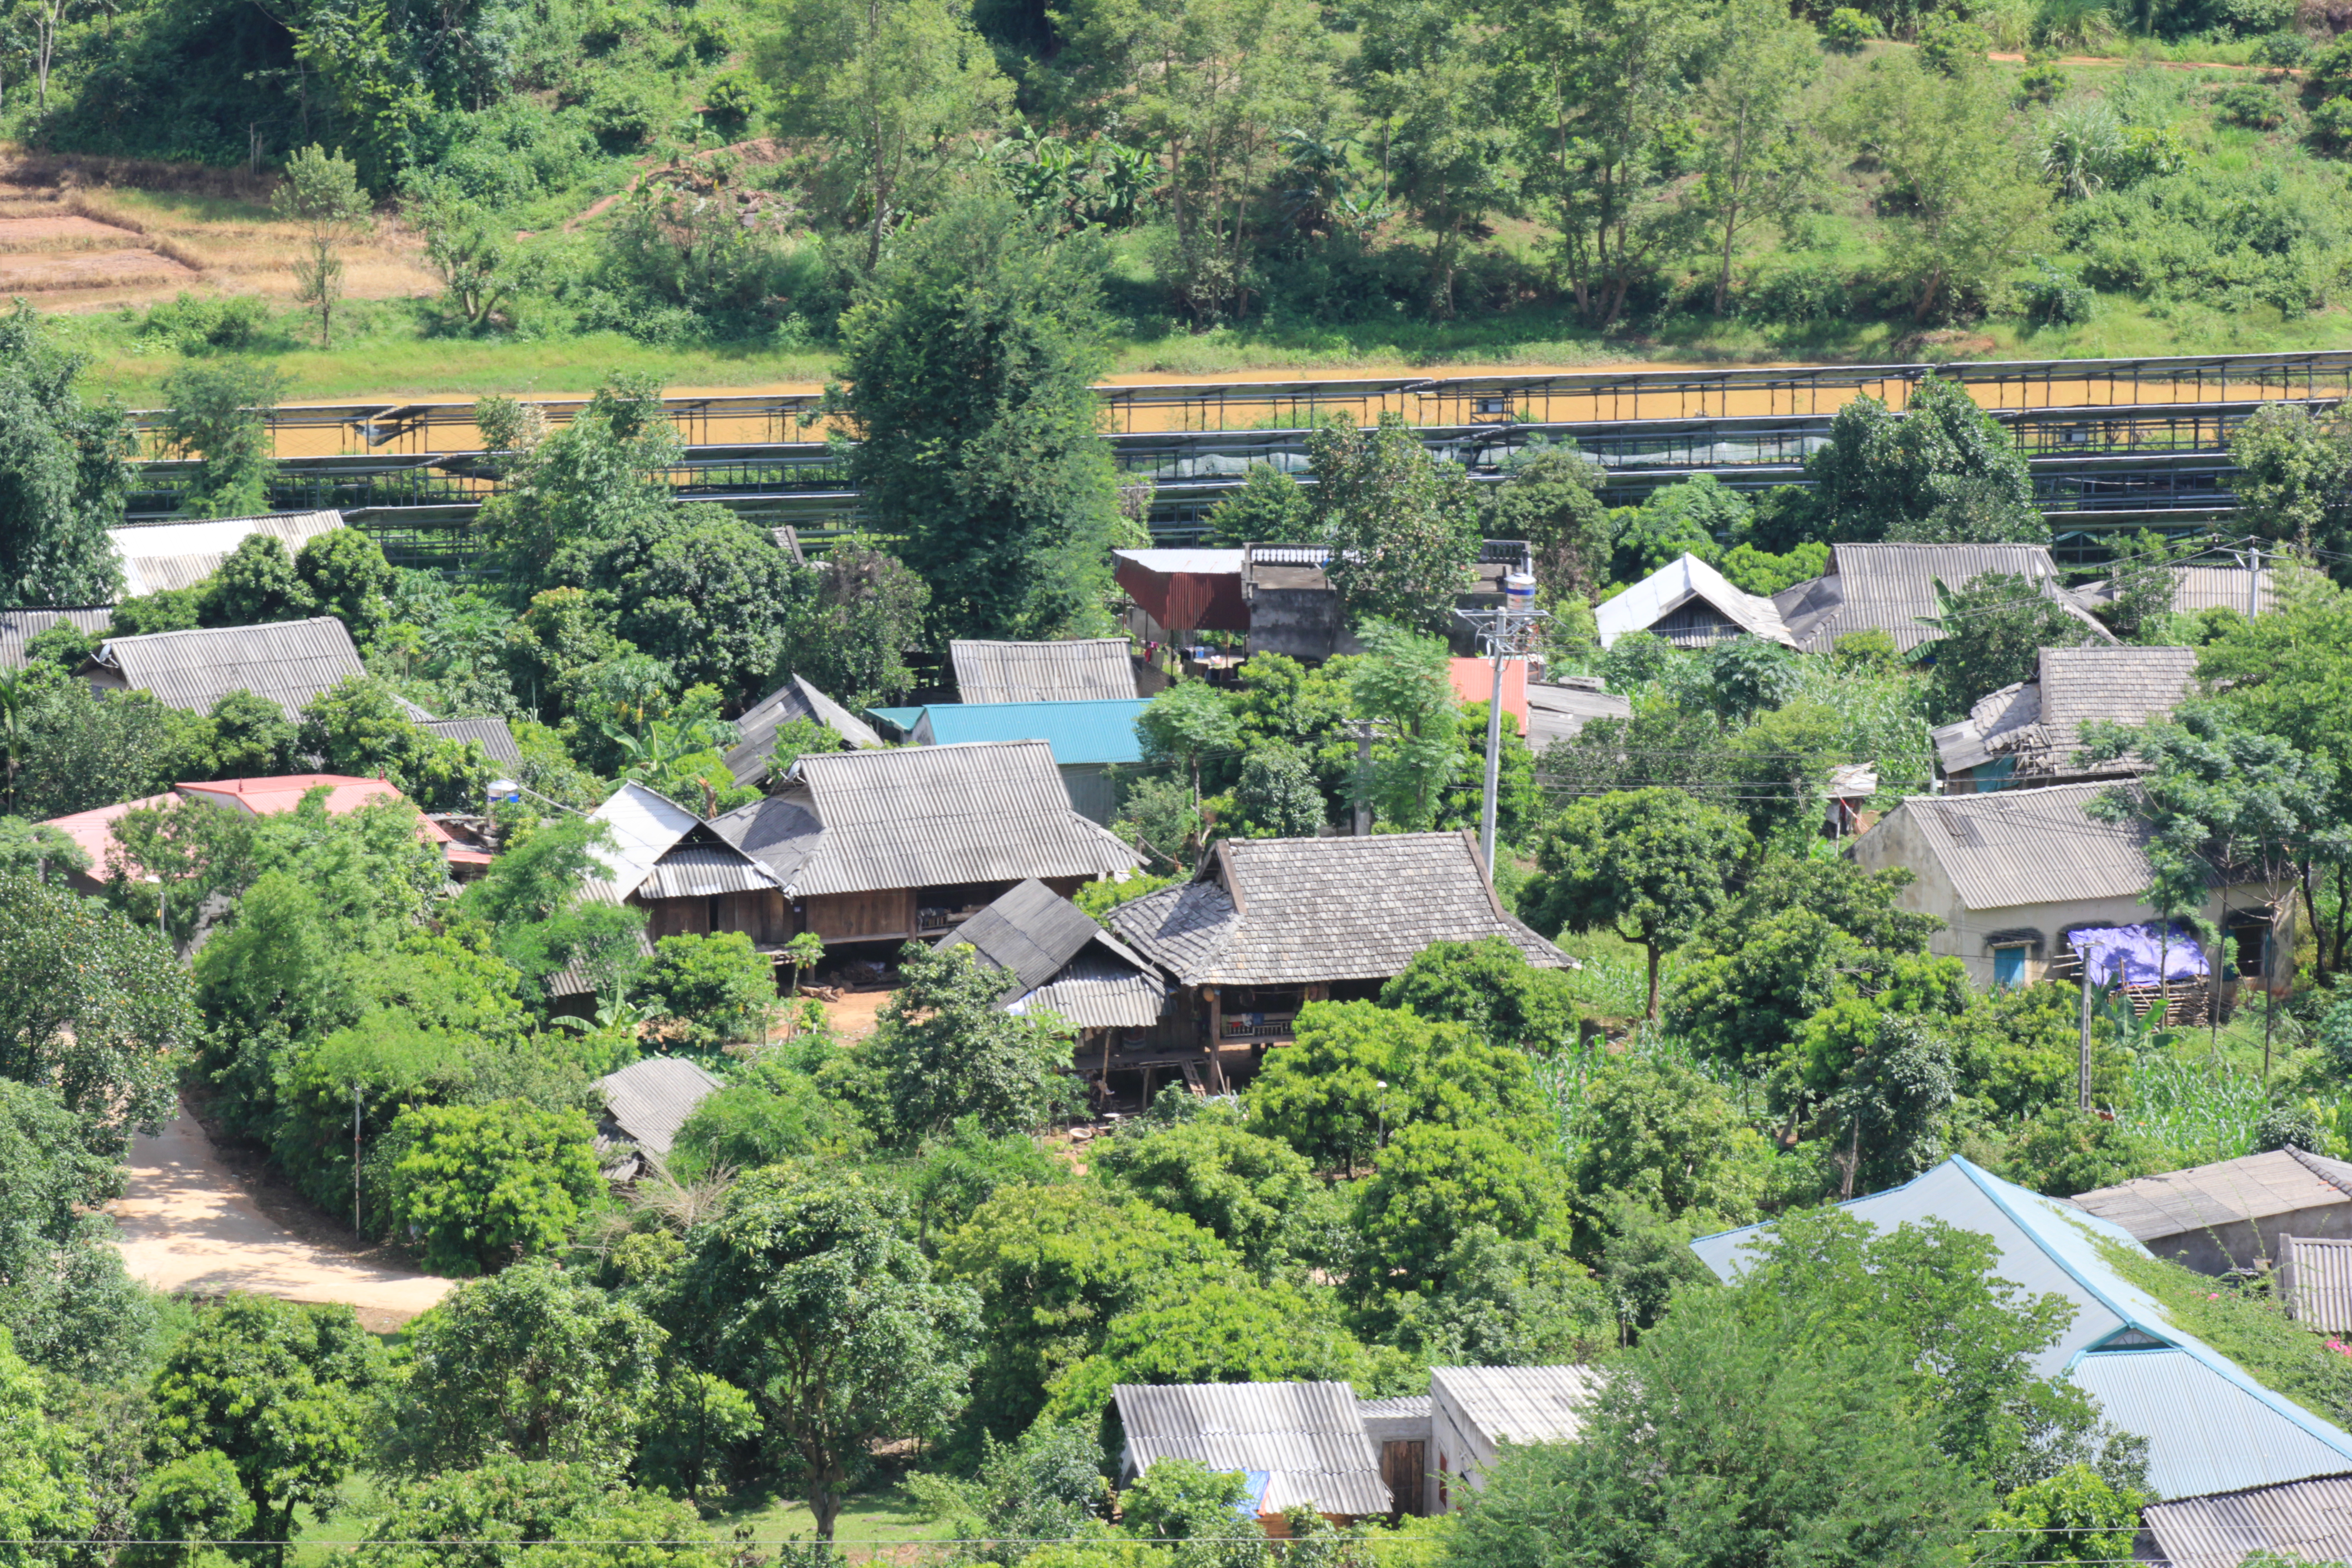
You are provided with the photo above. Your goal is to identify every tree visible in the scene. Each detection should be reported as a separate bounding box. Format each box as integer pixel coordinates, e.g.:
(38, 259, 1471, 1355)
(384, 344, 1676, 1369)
(1834, 52, 2049, 321)
(1564, 1053, 1776, 1246)
(1485, 441, 1610, 607)
(0, 301, 132, 607)
(1804, 376, 2040, 545)
(294, 528, 396, 634)
(757, 0, 1010, 271)
(272, 145, 371, 347)
(483, 378, 682, 596)
(836, 194, 1118, 641)
(1921, 571, 2107, 723)
(1825, 1014, 1957, 1197)
(379, 1261, 665, 1477)
(591, 506, 807, 709)
(1202, 464, 1313, 547)
(1136, 681, 1242, 809)
(1348, 619, 1461, 830)
(2228, 402, 2352, 554)
(158, 361, 284, 519)
(1689, 0, 1821, 314)
(1352, 1122, 1569, 1301)
(359, 1458, 720, 1568)
(297, 676, 490, 809)
(1040, 1281, 1375, 1424)
(1090, 1106, 1318, 1273)
(128, 1450, 253, 1568)
(0, 872, 193, 1150)
(786, 536, 930, 710)
(0, 1079, 156, 1381)
(0, 815, 86, 884)
(1979, 1465, 2147, 1567)
(206, 535, 309, 624)
(1524, 789, 1751, 1018)
(866, 941, 1083, 1146)
(405, 184, 525, 329)
(0, 1322, 94, 1566)
(148, 1296, 385, 1558)
(666, 1165, 981, 1539)
(671, 1058, 867, 1178)
(1227, 743, 1325, 837)
(1381, 1224, 1612, 1367)
(1352, 0, 1510, 317)
(640, 933, 777, 1056)
(1307, 413, 1478, 634)
(1379, 936, 1581, 1053)
(383, 1101, 603, 1276)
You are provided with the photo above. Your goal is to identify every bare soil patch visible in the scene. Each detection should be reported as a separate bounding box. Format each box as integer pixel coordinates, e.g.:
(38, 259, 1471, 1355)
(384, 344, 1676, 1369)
(818, 985, 896, 1040)
(0, 246, 201, 289)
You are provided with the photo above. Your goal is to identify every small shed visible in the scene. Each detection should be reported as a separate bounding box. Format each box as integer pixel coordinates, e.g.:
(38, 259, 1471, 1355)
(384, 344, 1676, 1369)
(1524, 679, 1632, 753)
(78, 616, 396, 719)
(1931, 646, 2200, 794)
(594, 1056, 723, 1182)
(1112, 548, 1252, 640)
(1355, 1396, 1433, 1518)
(1594, 552, 1796, 649)
(1111, 1381, 1392, 1533)
(2143, 1474, 2352, 1568)
(906, 699, 1149, 824)
(1771, 542, 2112, 655)
(722, 674, 884, 788)
(950, 638, 1139, 704)
(0, 607, 112, 669)
(107, 510, 348, 600)
(1425, 1366, 1603, 1515)
(2073, 1147, 2352, 1277)
(2282, 1234, 2352, 1334)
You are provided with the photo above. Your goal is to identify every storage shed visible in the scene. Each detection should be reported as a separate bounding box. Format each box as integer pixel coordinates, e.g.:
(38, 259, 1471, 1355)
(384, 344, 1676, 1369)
(1111, 1381, 1392, 1534)
(2073, 1147, 2352, 1276)
(1424, 1366, 1603, 1515)
(593, 1056, 723, 1183)
(938, 879, 1171, 1044)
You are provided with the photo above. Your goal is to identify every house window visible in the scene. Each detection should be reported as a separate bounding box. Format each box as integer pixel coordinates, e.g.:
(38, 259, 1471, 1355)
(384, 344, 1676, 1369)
(1993, 945, 2029, 988)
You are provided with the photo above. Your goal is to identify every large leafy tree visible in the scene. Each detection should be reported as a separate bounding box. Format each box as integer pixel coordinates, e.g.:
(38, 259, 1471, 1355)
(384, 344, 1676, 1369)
(1352, 1122, 1570, 1303)
(480, 379, 681, 597)
(1484, 441, 1611, 609)
(1523, 788, 1751, 1018)
(0, 301, 131, 607)
(1090, 1105, 1318, 1274)
(836, 192, 1120, 642)
(359, 1458, 720, 1568)
(1805, 376, 2041, 546)
(587, 506, 808, 710)
(0, 1321, 94, 1562)
(1564, 1053, 1776, 1248)
(2225, 400, 2352, 556)
(1687, 0, 1820, 314)
(383, 1101, 603, 1276)
(1347, 618, 1462, 829)
(1308, 414, 1479, 635)
(1920, 571, 2107, 723)
(1351, 0, 1509, 318)
(148, 1296, 386, 1555)
(666, 1166, 981, 1538)
(784, 535, 931, 710)
(0, 1079, 155, 1381)
(0, 872, 193, 1150)
(865, 941, 1083, 1147)
(1380, 934, 1583, 1053)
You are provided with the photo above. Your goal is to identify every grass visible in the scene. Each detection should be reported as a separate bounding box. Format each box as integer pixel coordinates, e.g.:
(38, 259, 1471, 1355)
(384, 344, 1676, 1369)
(2098, 1234, 2352, 1426)
(710, 1479, 959, 1551)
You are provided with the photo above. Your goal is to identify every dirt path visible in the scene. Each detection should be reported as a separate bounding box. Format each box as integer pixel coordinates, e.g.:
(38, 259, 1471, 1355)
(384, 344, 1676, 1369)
(818, 986, 895, 1040)
(111, 1103, 451, 1330)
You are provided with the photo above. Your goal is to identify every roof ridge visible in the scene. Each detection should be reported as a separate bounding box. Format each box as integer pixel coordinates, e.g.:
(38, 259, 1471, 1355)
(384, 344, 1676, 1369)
(1951, 1157, 2164, 1339)
(2287, 1144, 2352, 1200)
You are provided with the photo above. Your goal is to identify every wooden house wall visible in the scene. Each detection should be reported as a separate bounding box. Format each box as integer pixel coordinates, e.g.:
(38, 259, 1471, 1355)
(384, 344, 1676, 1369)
(640, 889, 794, 944)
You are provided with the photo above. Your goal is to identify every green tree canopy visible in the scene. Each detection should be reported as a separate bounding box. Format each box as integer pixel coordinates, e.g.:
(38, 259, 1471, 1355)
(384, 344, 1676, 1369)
(1805, 376, 2042, 546)
(383, 1100, 603, 1276)
(358, 1458, 720, 1568)
(1308, 412, 1479, 634)
(864, 941, 1082, 1147)
(1921, 571, 2107, 723)
(1351, 1122, 1570, 1303)
(1380, 936, 1582, 1053)
(1090, 1105, 1318, 1273)
(0, 302, 131, 608)
(0, 1078, 156, 1381)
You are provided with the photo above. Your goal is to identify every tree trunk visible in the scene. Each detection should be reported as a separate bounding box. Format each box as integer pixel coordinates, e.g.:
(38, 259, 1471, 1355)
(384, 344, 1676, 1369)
(1714, 200, 1739, 316)
(1645, 941, 1661, 1020)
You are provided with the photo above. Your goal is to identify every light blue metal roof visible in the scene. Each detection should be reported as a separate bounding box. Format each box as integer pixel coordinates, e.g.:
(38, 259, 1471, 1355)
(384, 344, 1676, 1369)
(909, 700, 1150, 767)
(1690, 1157, 2352, 1499)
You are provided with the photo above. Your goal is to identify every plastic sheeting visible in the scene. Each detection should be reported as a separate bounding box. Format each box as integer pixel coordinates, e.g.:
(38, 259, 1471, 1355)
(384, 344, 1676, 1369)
(2072, 921, 2210, 986)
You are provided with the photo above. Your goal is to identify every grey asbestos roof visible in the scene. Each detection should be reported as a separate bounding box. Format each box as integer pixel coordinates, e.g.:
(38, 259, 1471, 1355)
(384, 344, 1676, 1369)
(1106, 832, 1569, 985)
(1113, 1381, 1393, 1518)
(2081, 562, 2279, 619)
(639, 843, 782, 899)
(1771, 543, 2112, 654)
(1863, 780, 2157, 912)
(588, 780, 779, 902)
(951, 638, 1138, 703)
(941, 878, 1144, 993)
(2284, 1235, 2352, 1335)
(1009, 948, 1172, 1028)
(0, 607, 111, 669)
(597, 1056, 722, 1160)
(1594, 553, 1795, 649)
(1691, 1157, 2352, 1499)
(1355, 1395, 1432, 1445)
(86, 616, 368, 717)
(419, 716, 521, 763)
(109, 510, 348, 600)
(714, 740, 1142, 897)
(1432, 1366, 1603, 1446)
(2144, 1475, 2352, 1568)
(723, 675, 882, 786)
(1526, 682, 1632, 752)
(2074, 1147, 2352, 1243)
(1933, 647, 2199, 779)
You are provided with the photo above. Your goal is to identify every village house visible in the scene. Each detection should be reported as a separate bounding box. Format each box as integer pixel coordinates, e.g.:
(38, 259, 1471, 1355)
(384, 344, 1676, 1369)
(1694, 1156, 2352, 1503)
(714, 740, 1142, 948)
(593, 1055, 723, 1184)
(1932, 645, 2200, 794)
(0, 607, 112, 670)
(2078, 558, 2278, 620)
(106, 510, 347, 600)
(1847, 780, 2278, 995)
(936, 879, 1173, 1093)
(1102, 832, 1570, 1095)
(1111, 1381, 1395, 1535)
(586, 781, 791, 943)
(76, 616, 411, 719)
(1595, 552, 1797, 649)
(887, 699, 1149, 825)
(2073, 1147, 2352, 1276)
(1354, 1367, 1603, 1516)
(1771, 542, 2113, 654)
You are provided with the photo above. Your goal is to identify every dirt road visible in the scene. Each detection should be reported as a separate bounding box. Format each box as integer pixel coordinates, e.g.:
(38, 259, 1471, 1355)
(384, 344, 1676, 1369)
(111, 1104, 451, 1330)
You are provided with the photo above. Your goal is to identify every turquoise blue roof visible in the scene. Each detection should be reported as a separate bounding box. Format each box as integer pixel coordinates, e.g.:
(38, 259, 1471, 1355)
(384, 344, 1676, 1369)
(913, 700, 1149, 767)
(1690, 1157, 2352, 1499)
(866, 706, 925, 735)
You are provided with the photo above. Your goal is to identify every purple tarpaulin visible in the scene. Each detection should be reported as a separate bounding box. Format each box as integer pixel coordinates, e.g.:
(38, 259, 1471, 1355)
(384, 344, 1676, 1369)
(2072, 921, 2210, 987)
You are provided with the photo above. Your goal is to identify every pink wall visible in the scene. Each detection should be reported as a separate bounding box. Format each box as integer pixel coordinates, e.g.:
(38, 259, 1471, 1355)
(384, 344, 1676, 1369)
(1449, 657, 1529, 732)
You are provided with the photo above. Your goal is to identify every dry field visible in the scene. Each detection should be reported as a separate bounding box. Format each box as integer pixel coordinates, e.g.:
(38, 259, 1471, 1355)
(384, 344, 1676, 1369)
(0, 150, 436, 313)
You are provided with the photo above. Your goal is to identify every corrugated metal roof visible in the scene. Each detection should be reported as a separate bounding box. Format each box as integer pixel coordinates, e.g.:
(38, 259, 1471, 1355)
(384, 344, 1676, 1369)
(419, 716, 522, 763)
(722, 675, 882, 787)
(2075, 1149, 2352, 1244)
(1773, 543, 2112, 654)
(1525, 683, 1632, 752)
(725, 741, 1141, 897)
(638, 843, 782, 899)
(1114, 1381, 1393, 1518)
(1356, 1395, 1432, 1446)
(88, 615, 368, 717)
(2284, 1236, 2352, 1335)
(1106, 833, 1569, 985)
(1009, 948, 1171, 1028)
(941, 878, 1109, 993)
(1595, 553, 1796, 649)
(1860, 781, 2160, 913)
(913, 700, 1149, 766)
(0, 607, 111, 670)
(109, 510, 347, 599)
(588, 781, 702, 892)
(1431, 1366, 1603, 1446)
(1115, 548, 1246, 575)
(2144, 1474, 2352, 1568)
(951, 639, 1138, 703)
(597, 1056, 722, 1159)
(2081, 564, 2279, 619)
(1690, 1157, 2352, 1499)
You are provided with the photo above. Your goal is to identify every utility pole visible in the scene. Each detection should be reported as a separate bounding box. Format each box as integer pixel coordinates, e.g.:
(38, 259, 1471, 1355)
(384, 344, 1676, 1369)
(353, 1086, 363, 1237)
(2078, 946, 2095, 1112)
(1454, 572, 1545, 873)
(1346, 719, 1384, 837)
(2247, 543, 2261, 619)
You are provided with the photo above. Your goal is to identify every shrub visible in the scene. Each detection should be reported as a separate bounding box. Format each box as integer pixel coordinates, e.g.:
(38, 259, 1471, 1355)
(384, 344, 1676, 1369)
(383, 1100, 603, 1275)
(2016, 62, 2070, 105)
(1917, 15, 1991, 74)
(1820, 6, 1876, 51)
(1741, 260, 1849, 325)
(2215, 82, 2288, 131)
(2313, 96, 2352, 155)
(641, 933, 776, 1055)
(135, 292, 272, 354)
(2020, 258, 2096, 327)
(2255, 29, 2312, 68)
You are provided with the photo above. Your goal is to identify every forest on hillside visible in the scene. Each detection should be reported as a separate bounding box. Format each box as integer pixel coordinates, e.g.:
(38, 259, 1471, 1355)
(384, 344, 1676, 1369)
(11, 0, 2352, 371)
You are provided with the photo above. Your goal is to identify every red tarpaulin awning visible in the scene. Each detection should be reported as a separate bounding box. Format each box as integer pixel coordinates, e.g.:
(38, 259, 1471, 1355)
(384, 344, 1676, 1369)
(1114, 549, 1250, 633)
